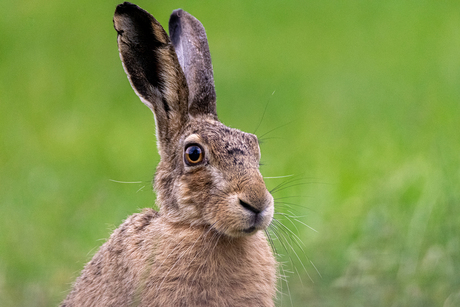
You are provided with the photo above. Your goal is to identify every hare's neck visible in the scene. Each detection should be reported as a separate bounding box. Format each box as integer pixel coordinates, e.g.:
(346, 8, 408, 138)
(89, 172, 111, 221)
(157, 222, 262, 262)
(144, 222, 276, 305)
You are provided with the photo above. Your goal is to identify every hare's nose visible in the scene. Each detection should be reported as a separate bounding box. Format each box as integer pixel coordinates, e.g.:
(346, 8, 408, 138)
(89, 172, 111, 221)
(239, 197, 273, 233)
(239, 199, 261, 214)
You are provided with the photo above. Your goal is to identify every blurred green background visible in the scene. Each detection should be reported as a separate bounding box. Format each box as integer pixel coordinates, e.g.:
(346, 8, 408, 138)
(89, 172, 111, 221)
(1, 0, 460, 306)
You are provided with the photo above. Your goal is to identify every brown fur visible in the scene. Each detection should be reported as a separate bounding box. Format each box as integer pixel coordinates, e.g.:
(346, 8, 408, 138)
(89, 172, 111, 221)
(61, 2, 277, 306)
(62, 209, 275, 307)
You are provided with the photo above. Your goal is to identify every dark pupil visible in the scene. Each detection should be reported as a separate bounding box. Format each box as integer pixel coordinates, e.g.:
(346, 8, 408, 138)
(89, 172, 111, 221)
(188, 146, 201, 161)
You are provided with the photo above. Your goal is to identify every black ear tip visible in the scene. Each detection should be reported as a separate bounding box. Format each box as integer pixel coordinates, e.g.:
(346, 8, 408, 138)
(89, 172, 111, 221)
(169, 9, 184, 27)
(169, 9, 185, 40)
(115, 2, 139, 15)
(118, 2, 136, 8)
(170, 9, 184, 19)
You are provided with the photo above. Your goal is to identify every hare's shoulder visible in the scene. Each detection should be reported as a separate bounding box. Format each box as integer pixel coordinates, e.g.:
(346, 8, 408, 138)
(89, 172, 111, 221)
(118, 208, 159, 235)
(61, 209, 160, 306)
(109, 208, 160, 249)
(93, 208, 161, 264)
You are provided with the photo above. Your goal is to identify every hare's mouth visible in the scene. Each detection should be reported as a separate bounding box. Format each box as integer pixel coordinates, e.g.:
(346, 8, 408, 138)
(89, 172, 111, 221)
(242, 226, 256, 234)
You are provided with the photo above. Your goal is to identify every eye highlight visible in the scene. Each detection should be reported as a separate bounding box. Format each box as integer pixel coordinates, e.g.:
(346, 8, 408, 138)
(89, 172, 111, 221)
(184, 144, 204, 165)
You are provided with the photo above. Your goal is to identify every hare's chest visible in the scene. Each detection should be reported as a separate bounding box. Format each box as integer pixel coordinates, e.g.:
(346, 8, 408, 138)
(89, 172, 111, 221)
(139, 232, 276, 306)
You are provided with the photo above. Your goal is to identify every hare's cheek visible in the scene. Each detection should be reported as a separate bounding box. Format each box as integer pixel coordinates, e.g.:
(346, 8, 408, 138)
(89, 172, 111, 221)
(173, 179, 203, 220)
(203, 194, 248, 237)
(179, 203, 201, 222)
(199, 195, 231, 233)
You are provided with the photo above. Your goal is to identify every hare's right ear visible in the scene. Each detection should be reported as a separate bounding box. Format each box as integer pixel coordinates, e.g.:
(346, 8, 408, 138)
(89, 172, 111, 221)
(169, 9, 217, 119)
(113, 2, 189, 151)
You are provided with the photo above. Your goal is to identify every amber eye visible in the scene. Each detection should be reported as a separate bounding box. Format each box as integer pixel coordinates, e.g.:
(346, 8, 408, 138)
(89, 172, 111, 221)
(184, 144, 204, 165)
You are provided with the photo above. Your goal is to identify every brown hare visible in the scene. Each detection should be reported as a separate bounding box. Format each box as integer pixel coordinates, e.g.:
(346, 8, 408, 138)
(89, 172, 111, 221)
(61, 2, 277, 306)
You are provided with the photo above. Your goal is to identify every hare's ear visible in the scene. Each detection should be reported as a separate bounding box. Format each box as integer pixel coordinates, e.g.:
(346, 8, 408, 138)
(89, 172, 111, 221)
(114, 3, 189, 150)
(169, 9, 217, 119)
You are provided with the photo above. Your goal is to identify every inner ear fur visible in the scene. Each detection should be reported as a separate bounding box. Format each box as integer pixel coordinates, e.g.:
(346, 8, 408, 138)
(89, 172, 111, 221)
(169, 9, 218, 119)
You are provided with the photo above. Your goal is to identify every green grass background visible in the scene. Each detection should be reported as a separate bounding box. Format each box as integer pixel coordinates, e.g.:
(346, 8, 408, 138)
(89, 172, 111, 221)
(1, 0, 460, 306)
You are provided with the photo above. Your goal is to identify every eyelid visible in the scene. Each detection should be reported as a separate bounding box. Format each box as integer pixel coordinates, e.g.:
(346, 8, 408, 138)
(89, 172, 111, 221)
(183, 133, 202, 146)
(184, 141, 200, 148)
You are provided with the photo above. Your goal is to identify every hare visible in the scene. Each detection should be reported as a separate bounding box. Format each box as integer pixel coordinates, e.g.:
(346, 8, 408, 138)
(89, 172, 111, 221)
(61, 2, 277, 306)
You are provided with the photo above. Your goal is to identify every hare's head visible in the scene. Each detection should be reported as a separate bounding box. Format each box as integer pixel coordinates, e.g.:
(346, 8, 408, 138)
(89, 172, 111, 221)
(113, 2, 273, 238)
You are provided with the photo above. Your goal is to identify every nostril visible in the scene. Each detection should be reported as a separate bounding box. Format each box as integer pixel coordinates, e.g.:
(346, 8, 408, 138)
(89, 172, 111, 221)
(239, 199, 261, 214)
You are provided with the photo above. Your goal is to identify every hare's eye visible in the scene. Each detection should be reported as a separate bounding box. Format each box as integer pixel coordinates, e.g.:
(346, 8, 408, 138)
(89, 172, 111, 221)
(184, 144, 204, 165)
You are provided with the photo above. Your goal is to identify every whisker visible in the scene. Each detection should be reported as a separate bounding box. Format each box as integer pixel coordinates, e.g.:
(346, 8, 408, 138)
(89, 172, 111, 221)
(269, 177, 306, 194)
(273, 195, 304, 201)
(109, 179, 145, 184)
(310, 260, 322, 279)
(294, 266, 304, 289)
(271, 182, 313, 194)
(272, 220, 313, 283)
(272, 219, 306, 250)
(274, 204, 304, 215)
(274, 202, 312, 216)
(258, 120, 296, 140)
(266, 173, 323, 299)
(264, 174, 295, 179)
(275, 212, 318, 233)
(274, 212, 300, 233)
(264, 229, 278, 256)
(270, 224, 297, 270)
(253, 90, 275, 135)
(270, 176, 325, 194)
(259, 136, 284, 142)
(269, 225, 294, 306)
(285, 210, 308, 218)
(273, 220, 315, 283)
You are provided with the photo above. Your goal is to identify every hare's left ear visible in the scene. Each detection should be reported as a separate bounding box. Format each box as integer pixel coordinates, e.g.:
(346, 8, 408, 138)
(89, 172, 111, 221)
(169, 9, 217, 119)
(113, 2, 189, 154)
